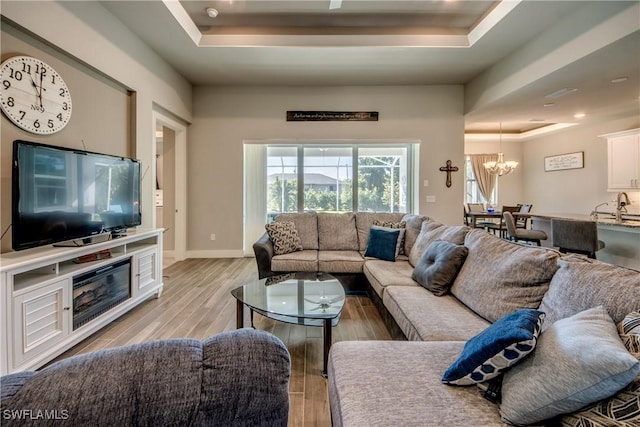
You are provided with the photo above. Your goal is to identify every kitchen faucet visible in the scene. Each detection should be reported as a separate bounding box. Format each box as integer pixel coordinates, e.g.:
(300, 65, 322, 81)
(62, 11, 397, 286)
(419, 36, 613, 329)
(615, 192, 631, 223)
(590, 202, 608, 220)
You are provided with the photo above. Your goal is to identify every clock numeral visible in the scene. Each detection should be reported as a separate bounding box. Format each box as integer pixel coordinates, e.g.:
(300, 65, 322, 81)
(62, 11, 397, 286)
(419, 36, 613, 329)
(62, 102, 69, 111)
(57, 113, 63, 121)
(9, 68, 23, 81)
(21, 62, 31, 74)
(59, 88, 66, 97)
(2, 80, 9, 90)
(47, 119, 54, 129)
(33, 119, 40, 129)
(35, 64, 47, 78)
(19, 111, 26, 120)
(51, 75, 56, 85)
(7, 97, 15, 107)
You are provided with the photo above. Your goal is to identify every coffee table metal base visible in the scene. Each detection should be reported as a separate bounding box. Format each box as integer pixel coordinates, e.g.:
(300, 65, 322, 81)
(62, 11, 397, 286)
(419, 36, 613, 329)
(236, 300, 333, 377)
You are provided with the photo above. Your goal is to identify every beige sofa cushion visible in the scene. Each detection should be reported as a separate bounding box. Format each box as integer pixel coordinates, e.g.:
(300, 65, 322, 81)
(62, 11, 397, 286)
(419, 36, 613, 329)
(401, 214, 428, 256)
(328, 341, 506, 427)
(363, 260, 418, 298)
(383, 286, 490, 341)
(409, 222, 470, 267)
(276, 212, 318, 250)
(539, 254, 640, 327)
(318, 250, 365, 273)
(318, 213, 359, 251)
(451, 229, 560, 323)
(355, 212, 405, 252)
(271, 249, 318, 272)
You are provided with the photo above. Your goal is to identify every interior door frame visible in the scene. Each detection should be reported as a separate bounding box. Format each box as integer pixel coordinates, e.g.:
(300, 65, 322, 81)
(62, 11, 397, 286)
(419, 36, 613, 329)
(152, 109, 187, 262)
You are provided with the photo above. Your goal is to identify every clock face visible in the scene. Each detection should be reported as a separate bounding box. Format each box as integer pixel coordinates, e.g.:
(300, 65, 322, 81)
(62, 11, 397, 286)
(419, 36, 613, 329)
(0, 56, 72, 134)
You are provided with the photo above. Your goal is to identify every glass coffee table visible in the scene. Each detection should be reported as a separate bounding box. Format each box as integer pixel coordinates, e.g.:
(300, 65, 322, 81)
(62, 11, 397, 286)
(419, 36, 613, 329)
(231, 272, 345, 377)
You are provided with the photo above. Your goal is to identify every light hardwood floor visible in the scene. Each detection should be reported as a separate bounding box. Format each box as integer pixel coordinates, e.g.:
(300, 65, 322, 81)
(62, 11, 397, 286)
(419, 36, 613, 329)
(53, 258, 392, 426)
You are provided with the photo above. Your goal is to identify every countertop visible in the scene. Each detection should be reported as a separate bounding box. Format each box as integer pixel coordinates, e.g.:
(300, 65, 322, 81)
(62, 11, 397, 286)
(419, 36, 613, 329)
(530, 213, 640, 230)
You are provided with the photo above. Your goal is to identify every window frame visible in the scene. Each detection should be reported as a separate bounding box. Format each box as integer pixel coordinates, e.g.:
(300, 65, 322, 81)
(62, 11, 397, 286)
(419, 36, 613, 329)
(266, 142, 415, 215)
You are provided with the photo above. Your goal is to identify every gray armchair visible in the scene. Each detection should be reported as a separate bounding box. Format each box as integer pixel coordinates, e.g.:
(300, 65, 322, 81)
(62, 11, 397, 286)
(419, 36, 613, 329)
(1, 329, 290, 426)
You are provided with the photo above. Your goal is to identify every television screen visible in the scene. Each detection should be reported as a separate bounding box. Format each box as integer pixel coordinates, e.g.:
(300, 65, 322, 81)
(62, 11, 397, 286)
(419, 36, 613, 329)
(12, 140, 141, 251)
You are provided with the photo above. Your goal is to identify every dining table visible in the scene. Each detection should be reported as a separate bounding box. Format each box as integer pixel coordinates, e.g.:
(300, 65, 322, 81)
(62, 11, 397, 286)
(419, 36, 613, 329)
(465, 211, 531, 229)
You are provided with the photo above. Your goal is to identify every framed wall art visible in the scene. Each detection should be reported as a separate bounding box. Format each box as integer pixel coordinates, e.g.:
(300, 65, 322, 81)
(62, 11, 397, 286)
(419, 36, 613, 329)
(544, 151, 584, 172)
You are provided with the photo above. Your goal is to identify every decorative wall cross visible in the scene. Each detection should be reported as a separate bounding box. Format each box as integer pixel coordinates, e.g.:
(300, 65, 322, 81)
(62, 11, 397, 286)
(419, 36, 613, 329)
(439, 160, 459, 188)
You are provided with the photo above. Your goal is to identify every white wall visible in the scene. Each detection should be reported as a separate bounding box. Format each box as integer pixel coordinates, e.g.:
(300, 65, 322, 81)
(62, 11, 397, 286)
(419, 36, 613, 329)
(523, 115, 640, 216)
(189, 85, 464, 256)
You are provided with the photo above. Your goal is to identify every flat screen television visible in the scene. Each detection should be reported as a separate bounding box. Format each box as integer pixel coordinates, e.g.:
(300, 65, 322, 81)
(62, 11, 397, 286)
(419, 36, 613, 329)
(12, 140, 142, 251)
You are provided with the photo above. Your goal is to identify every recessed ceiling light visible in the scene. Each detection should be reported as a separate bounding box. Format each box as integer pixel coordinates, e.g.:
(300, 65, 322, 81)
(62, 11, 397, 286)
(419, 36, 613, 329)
(545, 88, 578, 99)
(611, 77, 628, 83)
(543, 103, 555, 107)
(529, 119, 545, 122)
(206, 7, 219, 18)
(574, 113, 586, 119)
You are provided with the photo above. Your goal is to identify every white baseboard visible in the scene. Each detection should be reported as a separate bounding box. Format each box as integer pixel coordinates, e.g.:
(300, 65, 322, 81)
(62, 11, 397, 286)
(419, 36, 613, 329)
(186, 250, 245, 258)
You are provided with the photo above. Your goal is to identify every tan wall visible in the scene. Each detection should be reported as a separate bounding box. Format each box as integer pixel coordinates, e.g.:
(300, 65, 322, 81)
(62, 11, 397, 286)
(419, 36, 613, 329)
(522, 115, 640, 216)
(188, 85, 464, 254)
(1, 1, 192, 253)
(464, 139, 524, 208)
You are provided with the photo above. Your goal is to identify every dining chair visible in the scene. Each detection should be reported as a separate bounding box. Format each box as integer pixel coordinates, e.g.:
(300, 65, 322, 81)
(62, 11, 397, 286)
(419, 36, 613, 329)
(486, 205, 520, 237)
(551, 218, 605, 259)
(465, 203, 488, 228)
(516, 204, 533, 229)
(503, 212, 547, 246)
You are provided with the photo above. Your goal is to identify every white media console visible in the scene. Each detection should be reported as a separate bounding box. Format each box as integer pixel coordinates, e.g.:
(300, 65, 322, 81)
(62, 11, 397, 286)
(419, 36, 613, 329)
(0, 228, 163, 375)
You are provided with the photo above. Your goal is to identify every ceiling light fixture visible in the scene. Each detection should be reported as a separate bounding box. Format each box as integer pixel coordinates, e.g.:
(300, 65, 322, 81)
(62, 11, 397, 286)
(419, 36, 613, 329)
(611, 77, 628, 83)
(545, 88, 578, 99)
(543, 103, 555, 107)
(574, 113, 586, 119)
(483, 123, 518, 176)
(206, 7, 219, 18)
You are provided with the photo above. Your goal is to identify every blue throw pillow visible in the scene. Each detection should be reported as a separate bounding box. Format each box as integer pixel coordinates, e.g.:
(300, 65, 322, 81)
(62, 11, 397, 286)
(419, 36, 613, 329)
(442, 309, 545, 385)
(364, 227, 401, 261)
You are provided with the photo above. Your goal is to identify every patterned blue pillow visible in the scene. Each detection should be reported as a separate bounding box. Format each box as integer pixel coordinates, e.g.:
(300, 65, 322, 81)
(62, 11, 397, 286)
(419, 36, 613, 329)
(364, 227, 401, 261)
(442, 309, 545, 385)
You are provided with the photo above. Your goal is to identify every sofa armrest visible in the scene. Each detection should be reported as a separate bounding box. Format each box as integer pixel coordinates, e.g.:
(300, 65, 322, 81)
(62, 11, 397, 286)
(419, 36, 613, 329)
(253, 232, 276, 278)
(197, 329, 291, 426)
(0, 329, 290, 427)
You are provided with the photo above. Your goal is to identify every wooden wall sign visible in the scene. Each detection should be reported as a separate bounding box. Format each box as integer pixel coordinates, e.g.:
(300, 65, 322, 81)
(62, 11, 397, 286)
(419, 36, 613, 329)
(544, 151, 584, 172)
(286, 111, 379, 121)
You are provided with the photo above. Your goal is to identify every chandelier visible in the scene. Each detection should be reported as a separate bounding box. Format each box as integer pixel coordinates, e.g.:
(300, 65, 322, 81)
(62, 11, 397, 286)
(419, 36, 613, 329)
(483, 123, 518, 176)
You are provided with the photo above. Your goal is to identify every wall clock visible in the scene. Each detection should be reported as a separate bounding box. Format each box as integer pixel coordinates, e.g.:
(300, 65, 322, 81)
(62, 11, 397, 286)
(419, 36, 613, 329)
(0, 55, 72, 134)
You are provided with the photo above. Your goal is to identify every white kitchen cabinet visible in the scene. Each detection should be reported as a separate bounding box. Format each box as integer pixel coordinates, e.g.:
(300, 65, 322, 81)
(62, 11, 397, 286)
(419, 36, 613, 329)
(602, 128, 640, 191)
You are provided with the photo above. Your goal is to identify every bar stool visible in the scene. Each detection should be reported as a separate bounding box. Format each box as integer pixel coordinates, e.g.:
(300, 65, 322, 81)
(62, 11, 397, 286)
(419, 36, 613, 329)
(551, 218, 605, 259)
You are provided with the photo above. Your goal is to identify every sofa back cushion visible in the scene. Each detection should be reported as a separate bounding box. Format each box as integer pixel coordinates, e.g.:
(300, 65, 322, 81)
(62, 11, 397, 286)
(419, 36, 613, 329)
(318, 212, 359, 251)
(401, 214, 428, 256)
(450, 229, 560, 323)
(355, 212, 405, 252)
(538, 255, 640, 327)
(408, 221, 470, 267)
(276, 212, 318, 250)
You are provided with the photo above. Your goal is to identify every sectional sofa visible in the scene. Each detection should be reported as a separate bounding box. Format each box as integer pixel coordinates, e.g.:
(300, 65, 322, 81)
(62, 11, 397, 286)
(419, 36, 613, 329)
(255, 212, 640, 426)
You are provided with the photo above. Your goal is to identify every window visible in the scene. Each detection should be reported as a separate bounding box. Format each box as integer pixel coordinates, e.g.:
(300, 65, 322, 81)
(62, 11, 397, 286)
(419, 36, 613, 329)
(465, 156, 497, 205)
(266, 144, 413, 218)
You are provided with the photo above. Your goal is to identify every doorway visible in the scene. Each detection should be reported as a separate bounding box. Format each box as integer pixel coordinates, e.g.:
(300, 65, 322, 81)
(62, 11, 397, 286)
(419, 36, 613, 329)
(153, 110, 187, 265)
